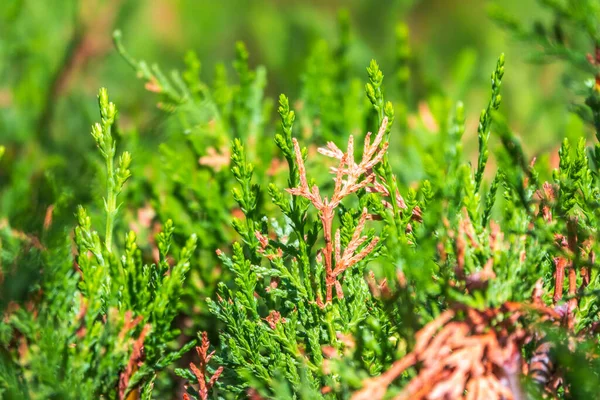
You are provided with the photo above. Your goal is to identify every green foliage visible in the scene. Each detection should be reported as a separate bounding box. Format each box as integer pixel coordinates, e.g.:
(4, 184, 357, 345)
(490, 0, 600, 138)
(4, 2, 600, 399)
(1, 89, 195, 399)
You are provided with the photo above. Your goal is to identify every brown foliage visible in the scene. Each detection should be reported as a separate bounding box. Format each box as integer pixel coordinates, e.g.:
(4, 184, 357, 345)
(183, 332, 223, 400)
(353, 303, 559, 400)
(287, 117, 389, 303)
(119, 323, 151, 400)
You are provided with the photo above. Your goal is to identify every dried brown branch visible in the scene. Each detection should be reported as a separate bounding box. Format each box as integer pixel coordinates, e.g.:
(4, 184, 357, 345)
(184, 332, 223, 400)
(118, 311, 144, 340)
(119, 324, 151, 400)
(451, 211, 497, 291)
(263, 310, 285, 329)
(199, 146, 231, 171)
(287, 118, 389, 303)
(552, 256, 567, 304)
(353, 303, 559, 400)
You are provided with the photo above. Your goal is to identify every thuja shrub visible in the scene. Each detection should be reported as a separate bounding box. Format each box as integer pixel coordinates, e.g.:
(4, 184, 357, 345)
(3, 4, 600, 400)
(1, 89, 197, 399)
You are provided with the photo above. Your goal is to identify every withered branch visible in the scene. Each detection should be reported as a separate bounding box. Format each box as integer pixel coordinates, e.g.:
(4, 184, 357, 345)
(287, 118, 389, 303)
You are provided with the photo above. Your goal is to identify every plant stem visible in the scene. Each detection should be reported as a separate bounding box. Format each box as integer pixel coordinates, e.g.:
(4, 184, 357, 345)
(105, 126, 116, 253)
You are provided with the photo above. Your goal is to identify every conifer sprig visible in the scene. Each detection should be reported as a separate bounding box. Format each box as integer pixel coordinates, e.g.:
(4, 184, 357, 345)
(474, 54, 504, 193)
(7, 6, 600, 400)
(182, 332, 223, 400)
(288, 117, 388, 303)
(90, 88, 131, 252)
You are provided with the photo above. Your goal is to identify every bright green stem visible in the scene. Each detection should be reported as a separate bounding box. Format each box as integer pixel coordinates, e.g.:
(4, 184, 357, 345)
(325, 310, 339, 348)
(104, 128, 116, 253)
(377, 110, 403, 240)
(370, 74, 403, 238)
(383, 157, 404, 239)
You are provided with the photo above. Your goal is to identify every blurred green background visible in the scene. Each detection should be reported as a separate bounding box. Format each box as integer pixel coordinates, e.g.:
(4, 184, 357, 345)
(0, 0, 575, 234)
(1, 0, 569, 139)
(0, 1, 590, 395)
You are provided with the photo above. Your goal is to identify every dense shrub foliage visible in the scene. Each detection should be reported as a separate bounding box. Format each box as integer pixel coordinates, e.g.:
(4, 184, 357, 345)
(2, 0, 600, 399)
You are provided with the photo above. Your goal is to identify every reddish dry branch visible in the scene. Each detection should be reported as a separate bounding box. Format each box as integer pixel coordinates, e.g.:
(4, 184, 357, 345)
(461, 214, 479, 249)
(119, 323, 151, 400)
(579, 239, 594, 290)
(247, 388, 266, 400)
(254, 231, 283, 261)
(187, 332, 223, 400)
(455, 222, 467, 280)
(568, 266, 577, 299)
(255, 231, 269, 249)
(536, 182, 569, 306)
(538, 184, 585, 329)
(550, 218, 584, 329)
(0, 219, 45, 252)
(451, 211, 499, 291)
(535, 182, 556, 223)
(552, 257, 566, 304)
(332, 208, 379, 279)
(353, 304, 559, 400)
(118, 311, 144, 340)
(287, 118, 389, 303)
(199, 146, 231, 171)
(367, 271, 392, 299)
(366, 173, 408, 213)
(531, 279, 544, 307)
(43, 205, 55, 230)
(264, 310, 285, 329)
(74, 295, 89, 338)
(489, 221, 502, 252)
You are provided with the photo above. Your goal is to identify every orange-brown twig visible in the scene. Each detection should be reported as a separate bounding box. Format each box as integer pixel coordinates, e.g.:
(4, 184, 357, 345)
(183, 332, 223, 400)
(287, 118, 389, 303)
(353, 303, 559, 400)
(119, 324, 151, 400)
